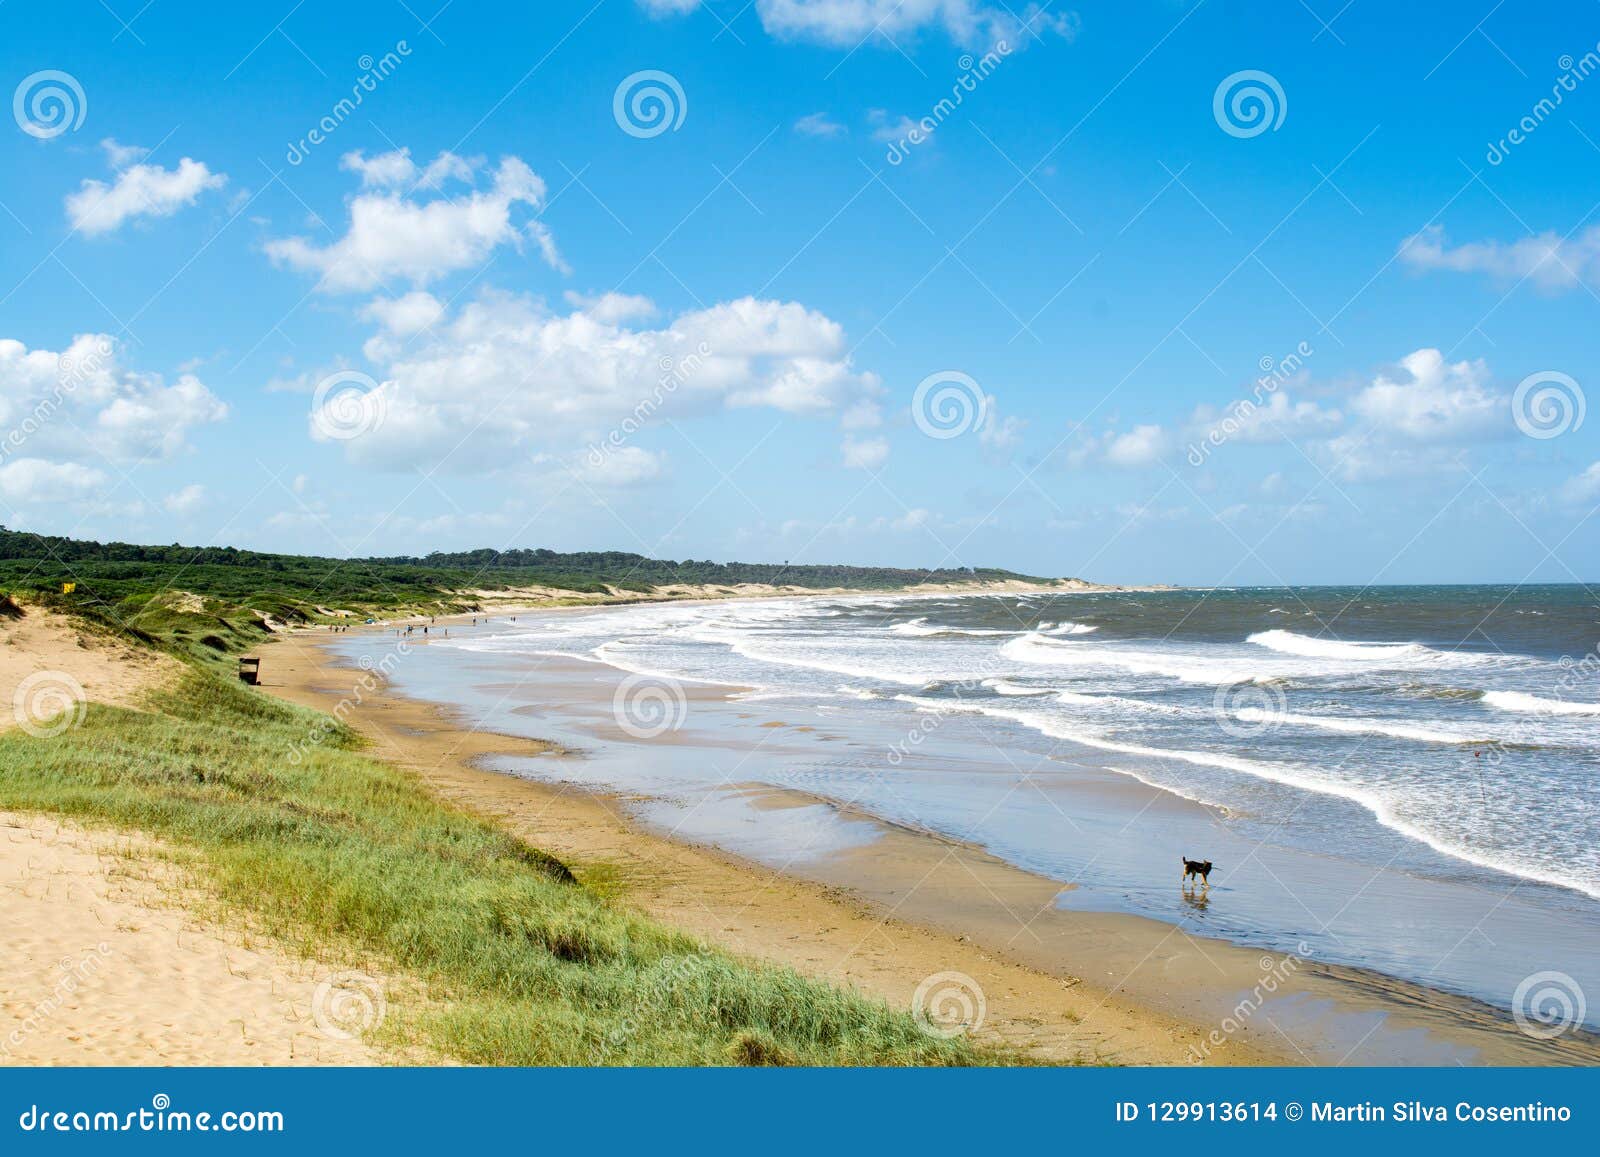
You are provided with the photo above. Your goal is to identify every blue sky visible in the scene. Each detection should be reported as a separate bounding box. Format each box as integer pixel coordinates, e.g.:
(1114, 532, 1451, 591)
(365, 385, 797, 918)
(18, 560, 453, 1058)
(1, 0, 1597, 585)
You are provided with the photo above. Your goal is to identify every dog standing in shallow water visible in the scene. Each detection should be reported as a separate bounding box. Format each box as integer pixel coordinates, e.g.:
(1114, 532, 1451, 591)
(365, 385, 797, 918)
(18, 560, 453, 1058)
(1181, 856, 1214, 887)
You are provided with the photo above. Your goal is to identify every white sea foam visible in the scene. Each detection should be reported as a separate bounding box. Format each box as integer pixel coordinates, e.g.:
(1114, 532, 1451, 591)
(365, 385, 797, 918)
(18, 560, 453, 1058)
(1232, 707, 1480, 745)
(1247, 628, 1465, 664)
(1483, 690, 1600, 716)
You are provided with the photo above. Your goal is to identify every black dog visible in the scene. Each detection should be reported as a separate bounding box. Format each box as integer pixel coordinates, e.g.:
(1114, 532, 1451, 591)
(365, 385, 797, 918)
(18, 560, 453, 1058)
(1181, 856, 1214, 887)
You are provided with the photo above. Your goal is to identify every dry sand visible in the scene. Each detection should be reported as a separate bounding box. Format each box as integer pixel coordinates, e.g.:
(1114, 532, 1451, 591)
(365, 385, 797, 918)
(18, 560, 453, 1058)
(0, 606, 395, 1067)
(0, 812, 385, 1066)
(0, 606, 180, 729)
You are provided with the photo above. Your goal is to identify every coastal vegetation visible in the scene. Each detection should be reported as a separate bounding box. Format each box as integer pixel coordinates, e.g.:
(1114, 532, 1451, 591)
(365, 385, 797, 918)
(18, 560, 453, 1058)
(0, 528, 1019, 1065)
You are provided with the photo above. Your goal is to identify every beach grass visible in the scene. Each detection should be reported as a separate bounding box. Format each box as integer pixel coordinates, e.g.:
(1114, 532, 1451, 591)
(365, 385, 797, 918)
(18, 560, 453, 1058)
(0, 667, 1002, 1066)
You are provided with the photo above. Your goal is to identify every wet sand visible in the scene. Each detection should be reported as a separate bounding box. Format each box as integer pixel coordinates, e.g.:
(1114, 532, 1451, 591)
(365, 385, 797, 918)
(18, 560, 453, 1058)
(262, 620, 1600, 1066)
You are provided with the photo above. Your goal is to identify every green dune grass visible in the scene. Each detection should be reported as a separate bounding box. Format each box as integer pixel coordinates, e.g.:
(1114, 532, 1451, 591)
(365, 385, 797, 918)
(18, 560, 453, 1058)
(0, 668, 1004, 1066)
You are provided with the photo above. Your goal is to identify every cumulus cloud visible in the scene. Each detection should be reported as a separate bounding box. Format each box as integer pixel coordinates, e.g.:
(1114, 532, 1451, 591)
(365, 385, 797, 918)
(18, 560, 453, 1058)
(1104, 424, 1169, 467)
(163, 483, 206, 514)
(0, 334, 227, 467)
(650, 0, 1080, 48)
(266, 150, 564, 292)
(1398, 224, 1600, 292)
(0, 458, 109, 504)
(1349, 348, 1504, 442)
(795, 112, 846, 138)
(1559, 462, 1600, 506)
(326, 291, 883, 473)
(580, 445, 664, 487)
(1187, 389, 1341, 447)
(66, 145, 226, 237)
(842, 435, 889, 469)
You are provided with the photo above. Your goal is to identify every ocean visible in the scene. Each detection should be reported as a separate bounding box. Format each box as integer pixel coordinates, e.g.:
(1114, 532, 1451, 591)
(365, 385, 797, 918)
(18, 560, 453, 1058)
(344, 584, 1600, 1028)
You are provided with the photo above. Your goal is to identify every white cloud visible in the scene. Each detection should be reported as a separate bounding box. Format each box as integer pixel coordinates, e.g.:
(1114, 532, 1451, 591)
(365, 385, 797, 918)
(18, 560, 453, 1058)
(977, 400, 1024, 452)
(363, 291, 447, 338)
(325, 291, 882, 472)
(1349, 348, 1504, 441)
(0, 334, 227, 466)
(100, 138, 149, 169)
(753, 1, 1077, 48)
(266, 152, 563, 292)
(795, 112, 846, 138)
(869, 110, 925, 143)
(1187, 389, 1341, 446)
(163, 483, 206, 514)
(0, 458, 109, 504)
(1398, 224, 1600, 292)
(66, 152, 226, 237)
(581, 445, 664, 487)
(562, 290, 657, 325)
(1104, 424, 1169, 467)
(842, 435, 889, 469)
(1559, 461, 1600, 506)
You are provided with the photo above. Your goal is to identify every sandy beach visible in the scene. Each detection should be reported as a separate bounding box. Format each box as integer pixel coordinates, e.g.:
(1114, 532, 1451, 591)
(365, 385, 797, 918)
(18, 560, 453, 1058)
(261, 607, 1600, 1066)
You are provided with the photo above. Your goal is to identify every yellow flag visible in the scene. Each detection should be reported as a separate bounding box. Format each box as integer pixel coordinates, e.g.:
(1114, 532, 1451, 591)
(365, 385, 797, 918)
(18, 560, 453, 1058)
(61, 582, 75, 594)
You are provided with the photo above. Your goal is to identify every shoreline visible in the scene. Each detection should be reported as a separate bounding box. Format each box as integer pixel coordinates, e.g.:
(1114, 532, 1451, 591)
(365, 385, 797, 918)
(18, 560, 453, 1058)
(262, 612, 1600, 1066)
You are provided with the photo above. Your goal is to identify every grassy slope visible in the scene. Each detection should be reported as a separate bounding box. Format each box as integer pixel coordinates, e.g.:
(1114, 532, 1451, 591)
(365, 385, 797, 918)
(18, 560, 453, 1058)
(0, 664, 999, 1066)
